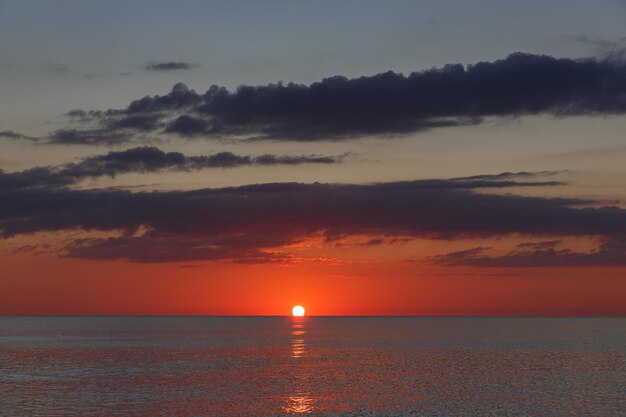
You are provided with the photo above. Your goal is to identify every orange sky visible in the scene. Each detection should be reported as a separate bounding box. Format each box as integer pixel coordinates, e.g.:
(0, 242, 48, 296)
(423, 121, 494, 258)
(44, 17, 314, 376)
(2, 248, 625, 316)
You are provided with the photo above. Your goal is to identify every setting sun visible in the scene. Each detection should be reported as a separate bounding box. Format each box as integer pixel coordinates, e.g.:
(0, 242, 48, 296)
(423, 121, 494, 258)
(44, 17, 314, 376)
(292, 305, 305, 317)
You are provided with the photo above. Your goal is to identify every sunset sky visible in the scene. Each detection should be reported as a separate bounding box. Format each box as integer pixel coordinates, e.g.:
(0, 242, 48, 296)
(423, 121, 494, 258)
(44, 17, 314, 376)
(1, 0, 626, 315)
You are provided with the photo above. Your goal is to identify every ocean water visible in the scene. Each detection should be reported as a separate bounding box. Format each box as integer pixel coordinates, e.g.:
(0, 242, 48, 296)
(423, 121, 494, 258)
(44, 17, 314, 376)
(0, 317, 624, 417)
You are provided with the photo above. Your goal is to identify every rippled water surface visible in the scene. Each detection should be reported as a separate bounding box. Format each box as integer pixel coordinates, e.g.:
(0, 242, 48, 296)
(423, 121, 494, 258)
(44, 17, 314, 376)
(1, 317, 624, 416)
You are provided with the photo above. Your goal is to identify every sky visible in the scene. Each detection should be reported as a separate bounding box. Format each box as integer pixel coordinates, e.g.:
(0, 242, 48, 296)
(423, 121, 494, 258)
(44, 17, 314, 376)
(1, 0, 626, 315)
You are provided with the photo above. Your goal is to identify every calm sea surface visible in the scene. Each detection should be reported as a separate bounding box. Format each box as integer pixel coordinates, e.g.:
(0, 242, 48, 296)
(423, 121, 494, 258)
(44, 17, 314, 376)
(0, 317, 624, 416)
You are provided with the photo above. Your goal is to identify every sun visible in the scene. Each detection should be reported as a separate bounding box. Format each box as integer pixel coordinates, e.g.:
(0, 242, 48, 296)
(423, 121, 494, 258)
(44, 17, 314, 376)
(292, 305, 305, 317)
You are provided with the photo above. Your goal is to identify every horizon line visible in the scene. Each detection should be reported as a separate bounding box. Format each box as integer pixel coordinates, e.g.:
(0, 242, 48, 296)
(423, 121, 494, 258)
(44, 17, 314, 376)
(1, 314, 624, 318)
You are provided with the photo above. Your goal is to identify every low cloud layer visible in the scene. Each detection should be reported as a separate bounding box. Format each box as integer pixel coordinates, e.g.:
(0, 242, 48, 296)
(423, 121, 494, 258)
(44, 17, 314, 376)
(0, 146, 343, 190)
(1, 173, 624, 264)
(430, 238, 626, 267)
(4, 52, 626, 145)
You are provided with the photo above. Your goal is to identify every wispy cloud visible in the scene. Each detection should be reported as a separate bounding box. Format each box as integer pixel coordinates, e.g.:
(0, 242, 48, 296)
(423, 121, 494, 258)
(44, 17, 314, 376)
(430, 238, 626, 267)
(144, 61, 198, 71)
(0, 130, 38, 141)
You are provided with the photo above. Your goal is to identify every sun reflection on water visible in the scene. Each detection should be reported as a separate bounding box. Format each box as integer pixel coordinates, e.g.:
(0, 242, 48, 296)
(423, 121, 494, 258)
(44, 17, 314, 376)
(283, 393, 315, 413)
(290, 321, 306, 359)
(291, 338, 306, 358)
(283, 317, 315, 414)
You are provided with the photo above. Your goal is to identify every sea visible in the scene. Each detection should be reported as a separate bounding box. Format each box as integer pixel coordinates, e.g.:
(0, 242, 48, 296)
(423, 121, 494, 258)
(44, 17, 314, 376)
(0, 317, 624, 416)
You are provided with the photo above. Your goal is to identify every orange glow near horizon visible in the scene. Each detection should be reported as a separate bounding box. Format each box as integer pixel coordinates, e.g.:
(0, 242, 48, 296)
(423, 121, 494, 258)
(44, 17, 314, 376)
(1, 252, 626, 316)
(1, 233, 625, 316)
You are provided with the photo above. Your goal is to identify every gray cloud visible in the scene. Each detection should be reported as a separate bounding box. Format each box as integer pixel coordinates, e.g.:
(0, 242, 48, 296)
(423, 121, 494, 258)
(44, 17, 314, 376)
(164, 115, 211, 136)
(571, 35, 626, 62)
(144, 61, 198, 71)
(44, 62, 71, 77)
(65, 109, 90, 121)
(48, 129, 132, 145)
(0, 130, 38, 141)
(0, 146, 345, 190)
(105, 114, 163, 132)
(7, 52, 626, 145)
(112, 53, 626, 140)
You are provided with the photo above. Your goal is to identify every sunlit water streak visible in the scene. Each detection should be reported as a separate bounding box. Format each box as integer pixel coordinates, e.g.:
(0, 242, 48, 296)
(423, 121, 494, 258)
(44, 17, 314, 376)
(0, 317, 624, 416)
(284, 318, 314, 413)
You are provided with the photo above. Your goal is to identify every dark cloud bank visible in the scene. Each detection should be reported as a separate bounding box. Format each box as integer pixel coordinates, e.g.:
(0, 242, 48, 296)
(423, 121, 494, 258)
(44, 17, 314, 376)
(4, 52, 626, 145)
(1, 172, 625, 265)
(0, 146, 342, 190)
